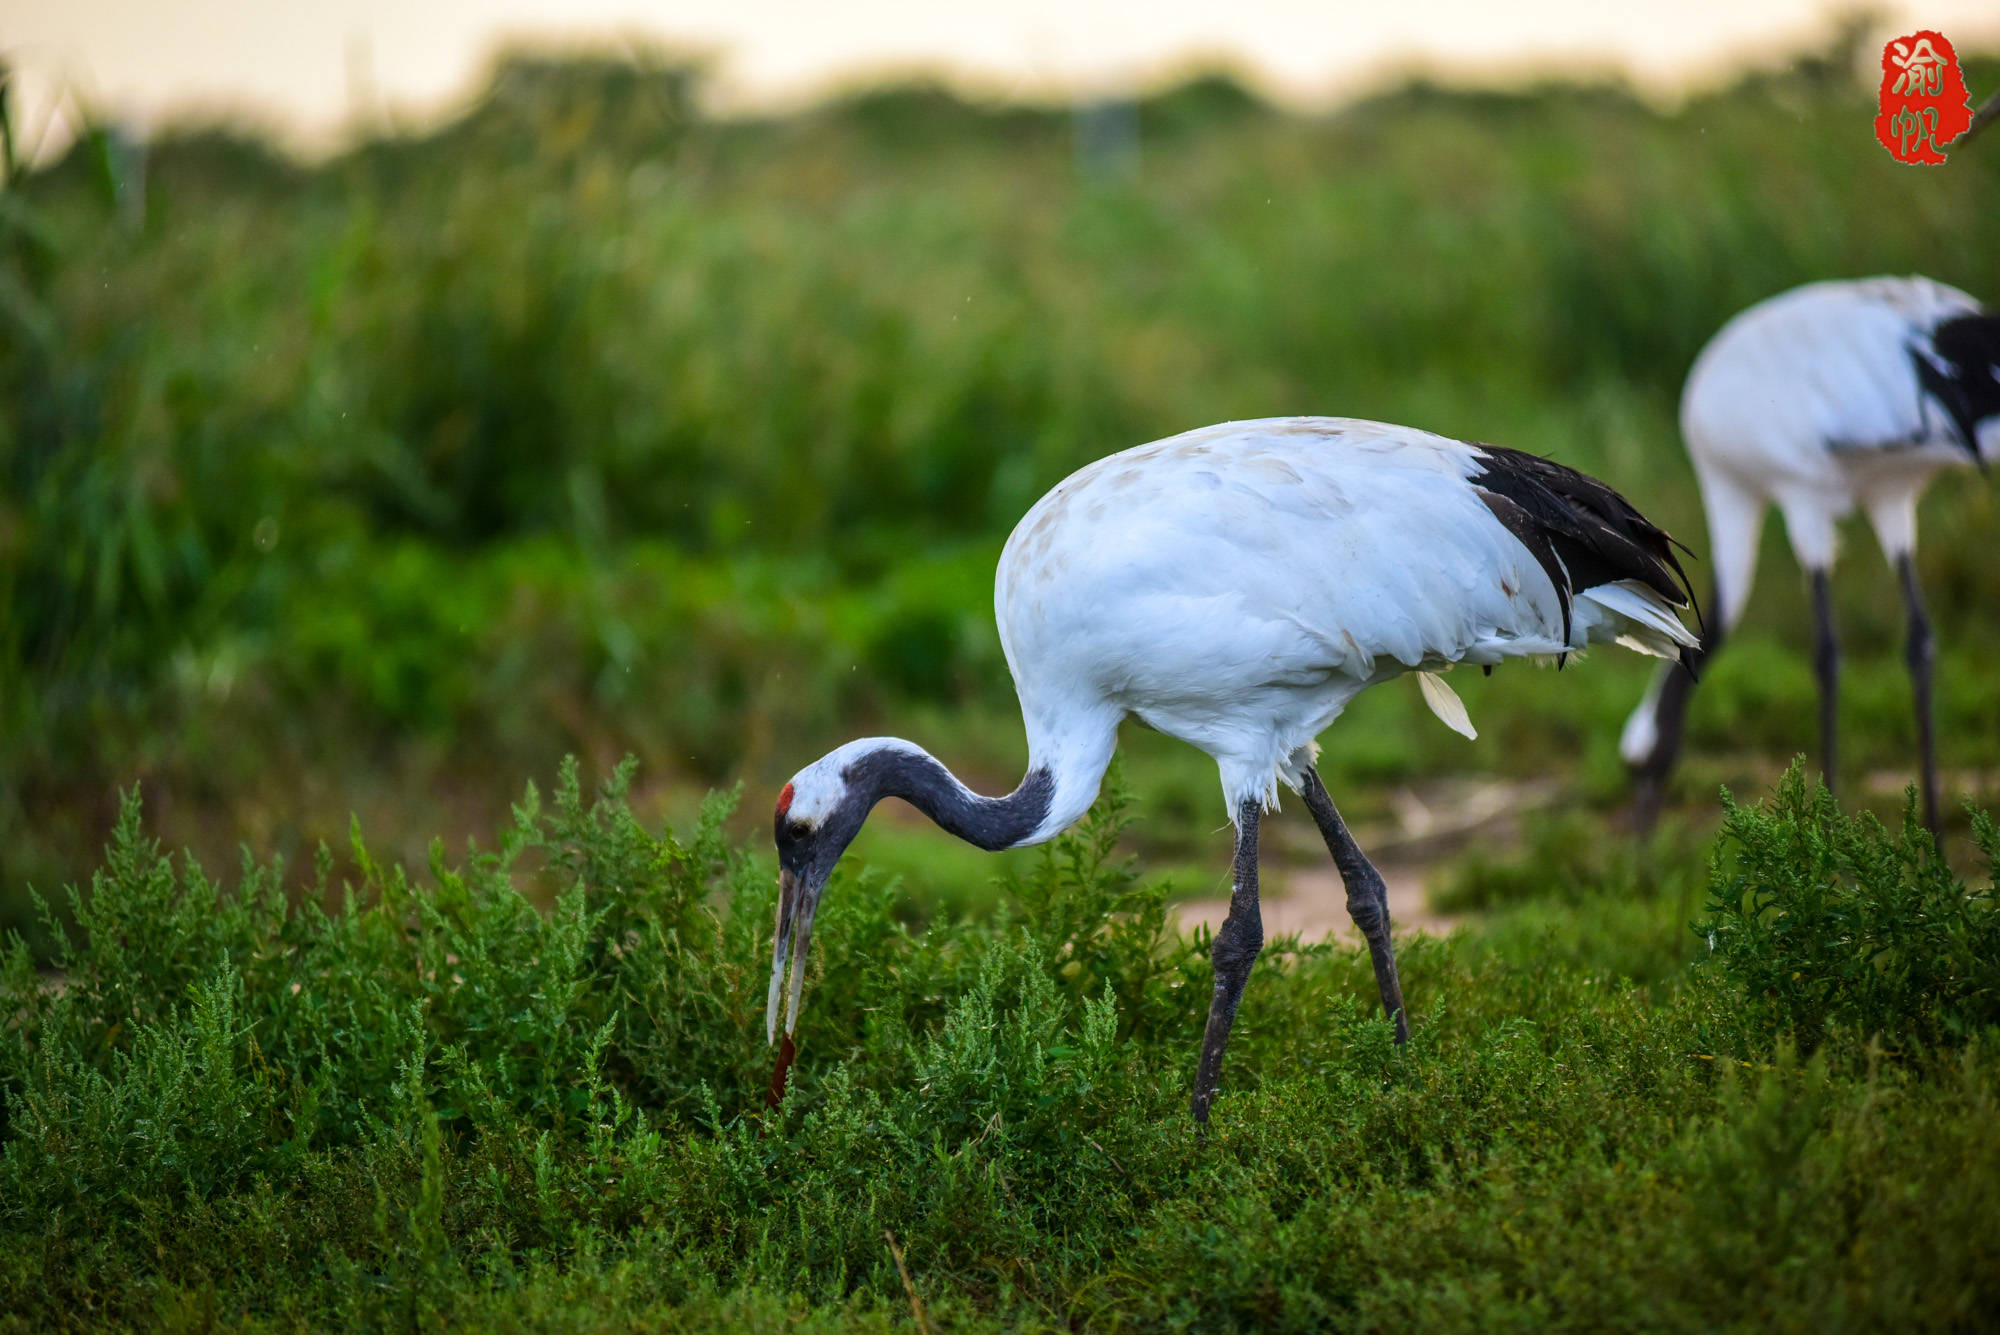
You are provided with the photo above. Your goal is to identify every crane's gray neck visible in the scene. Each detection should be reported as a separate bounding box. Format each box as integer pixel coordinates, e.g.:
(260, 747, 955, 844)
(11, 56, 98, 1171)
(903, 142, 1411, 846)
(841, 743, 1055, 852)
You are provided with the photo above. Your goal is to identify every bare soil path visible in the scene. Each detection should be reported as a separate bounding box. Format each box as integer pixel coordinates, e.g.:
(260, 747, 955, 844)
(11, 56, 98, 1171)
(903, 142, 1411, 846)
(1171, 761, 2000, 944)
(1173, 859, 1446, 942)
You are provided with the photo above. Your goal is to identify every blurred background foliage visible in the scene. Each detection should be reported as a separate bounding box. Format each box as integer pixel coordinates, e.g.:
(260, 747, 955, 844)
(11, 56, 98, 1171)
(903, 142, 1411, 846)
(3, 27, 1999, 939)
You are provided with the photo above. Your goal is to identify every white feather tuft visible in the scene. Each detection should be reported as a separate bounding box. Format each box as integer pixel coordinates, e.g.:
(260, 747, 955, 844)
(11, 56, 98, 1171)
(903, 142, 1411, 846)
(1416, 670, 1477, 740)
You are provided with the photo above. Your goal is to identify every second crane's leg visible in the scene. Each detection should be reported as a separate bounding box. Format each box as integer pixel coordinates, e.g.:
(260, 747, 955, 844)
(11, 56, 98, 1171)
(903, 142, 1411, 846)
(1811, 568, 1840, 800)
(1191, 799, 1263, 1124)
(1301, 768, 1408, 1045)
(1897, 554, 1941, 839)
(1631, 580, 1728, 832)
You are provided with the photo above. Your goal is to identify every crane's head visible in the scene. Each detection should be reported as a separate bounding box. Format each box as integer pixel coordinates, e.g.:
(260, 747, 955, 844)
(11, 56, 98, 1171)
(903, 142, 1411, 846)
(766, 746, 876, 1048)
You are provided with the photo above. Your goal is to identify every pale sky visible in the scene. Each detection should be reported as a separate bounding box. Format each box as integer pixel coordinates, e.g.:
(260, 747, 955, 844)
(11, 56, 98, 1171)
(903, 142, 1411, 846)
(4, 1, 1997, 157)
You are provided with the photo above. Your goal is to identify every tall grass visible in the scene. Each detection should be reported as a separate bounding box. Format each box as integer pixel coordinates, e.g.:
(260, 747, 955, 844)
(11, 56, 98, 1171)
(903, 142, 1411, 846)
(4, 37, 2000, 917)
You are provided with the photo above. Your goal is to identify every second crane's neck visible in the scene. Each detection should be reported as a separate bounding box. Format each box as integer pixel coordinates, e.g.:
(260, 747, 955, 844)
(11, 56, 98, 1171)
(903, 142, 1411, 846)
(825, 718, 1118, 852)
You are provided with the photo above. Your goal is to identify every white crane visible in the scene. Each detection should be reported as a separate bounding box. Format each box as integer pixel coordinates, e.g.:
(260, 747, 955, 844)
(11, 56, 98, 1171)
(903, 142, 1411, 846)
(1622, 277, 2000, 836)
(766, 416, 1696, 1122)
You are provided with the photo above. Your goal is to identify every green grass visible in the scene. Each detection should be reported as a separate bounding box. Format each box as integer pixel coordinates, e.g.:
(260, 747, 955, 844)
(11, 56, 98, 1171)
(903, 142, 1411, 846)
(5, 35, 2000, 922)
(3, 763, 1998, 1331)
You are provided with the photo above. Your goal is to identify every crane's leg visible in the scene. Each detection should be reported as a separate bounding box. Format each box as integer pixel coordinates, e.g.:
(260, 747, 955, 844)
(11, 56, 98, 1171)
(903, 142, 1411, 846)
(1629, 470, 1762, 832)
(1630, 580, 1728, 833)
(1300, 767, 1407, 1045)
(1810, 568, 1839, 799)
(1191, 799, 1263, 1123)
(1897, 553, 1941, 839)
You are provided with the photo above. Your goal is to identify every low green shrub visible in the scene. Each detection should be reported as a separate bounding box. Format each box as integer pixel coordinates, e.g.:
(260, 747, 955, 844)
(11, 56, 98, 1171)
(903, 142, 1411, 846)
(4, 766, 1998, 1331)
(1697, 763, 2000, 1056)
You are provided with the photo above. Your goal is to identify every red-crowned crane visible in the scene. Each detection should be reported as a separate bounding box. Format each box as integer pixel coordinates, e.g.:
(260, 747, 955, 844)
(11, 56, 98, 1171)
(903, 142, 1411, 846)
(768, 416, 1696, 1122)
(1622, 277, 2000, 836)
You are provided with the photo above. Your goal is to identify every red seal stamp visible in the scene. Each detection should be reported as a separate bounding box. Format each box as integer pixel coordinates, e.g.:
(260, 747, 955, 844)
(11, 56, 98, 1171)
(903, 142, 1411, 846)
(1875, 31, 1973, 164)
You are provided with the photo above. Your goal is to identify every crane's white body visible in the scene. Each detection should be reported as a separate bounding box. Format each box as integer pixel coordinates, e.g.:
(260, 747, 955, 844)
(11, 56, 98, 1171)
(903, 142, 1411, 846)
(986, 416, 1694, 835)
(770, 415, 1696, 1101)
(1679, 277, 1992, 620)
(1621, 276, 1999, 765)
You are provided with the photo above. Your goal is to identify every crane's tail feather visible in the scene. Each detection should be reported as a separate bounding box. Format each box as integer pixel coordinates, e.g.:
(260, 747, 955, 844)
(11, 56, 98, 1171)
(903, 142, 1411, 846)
(1579, 580, 1700, 660)
(1467, 444, 1699, 648)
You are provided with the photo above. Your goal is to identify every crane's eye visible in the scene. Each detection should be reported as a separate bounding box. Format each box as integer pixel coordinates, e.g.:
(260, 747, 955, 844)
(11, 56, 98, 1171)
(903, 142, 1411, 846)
(774, 814, 813, 861)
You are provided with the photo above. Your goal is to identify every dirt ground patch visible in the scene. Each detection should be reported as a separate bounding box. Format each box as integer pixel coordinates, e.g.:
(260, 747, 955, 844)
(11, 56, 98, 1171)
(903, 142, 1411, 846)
(1170, 774, 1561, 943)
(1173, 858, 1446, 942)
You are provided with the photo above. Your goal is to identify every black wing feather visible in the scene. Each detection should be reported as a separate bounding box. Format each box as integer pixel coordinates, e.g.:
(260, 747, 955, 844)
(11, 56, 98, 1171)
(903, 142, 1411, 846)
(1915, 311, 2000, 460)
(1466, 445, 1699, 658)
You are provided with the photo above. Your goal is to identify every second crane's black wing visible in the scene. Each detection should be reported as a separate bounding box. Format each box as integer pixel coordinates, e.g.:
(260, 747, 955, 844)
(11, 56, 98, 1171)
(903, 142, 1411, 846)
(1913, 311, 2000, 461)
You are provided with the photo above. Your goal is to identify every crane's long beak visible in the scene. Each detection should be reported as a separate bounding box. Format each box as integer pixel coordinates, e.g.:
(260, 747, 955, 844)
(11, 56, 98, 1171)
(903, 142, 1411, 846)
(765, 864, 828, 1112)
(765, 866, 829, 1044)
(766, 867, 800, 1044)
